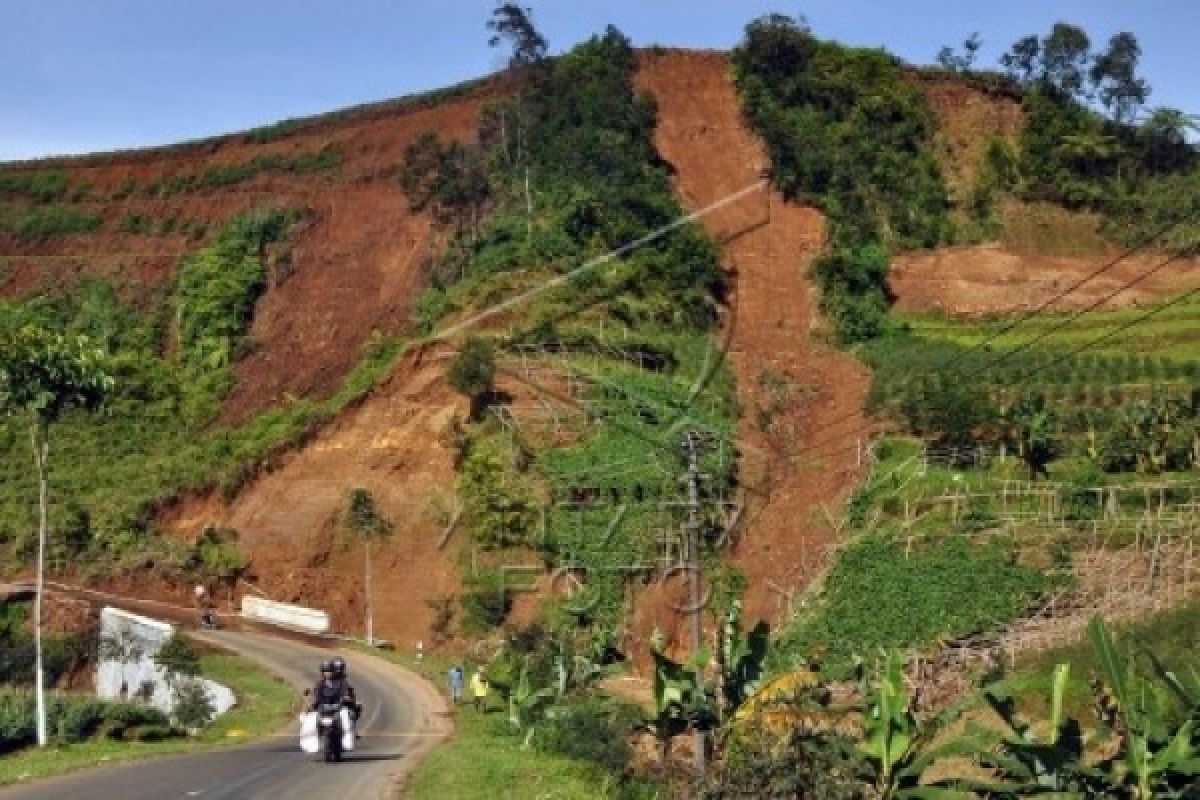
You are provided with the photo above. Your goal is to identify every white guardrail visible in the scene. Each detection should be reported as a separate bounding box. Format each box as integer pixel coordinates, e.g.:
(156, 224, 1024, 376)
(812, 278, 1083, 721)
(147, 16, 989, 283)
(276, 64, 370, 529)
(241, 596, 330, 634)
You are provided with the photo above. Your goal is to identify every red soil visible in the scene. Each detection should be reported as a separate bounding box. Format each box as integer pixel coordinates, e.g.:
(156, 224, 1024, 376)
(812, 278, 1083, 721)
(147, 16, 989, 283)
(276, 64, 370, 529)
(635, 51, 871, 641)
(892, 245, 1200, 316)
(159, 351, 468, 651)
(0, 80, 502, 422)
(919, 75, 1024, 202)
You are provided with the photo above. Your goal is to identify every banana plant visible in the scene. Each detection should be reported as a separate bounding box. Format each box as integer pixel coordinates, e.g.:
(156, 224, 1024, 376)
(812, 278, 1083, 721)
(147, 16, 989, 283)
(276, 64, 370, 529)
(646, 638, 716, 757)
(508, 656, 556, 748)
(1088, 615, 1200, 798)
(965, 664, 1106, 796)
(858, 651, 979, 799)
(714, 599, 770, 720)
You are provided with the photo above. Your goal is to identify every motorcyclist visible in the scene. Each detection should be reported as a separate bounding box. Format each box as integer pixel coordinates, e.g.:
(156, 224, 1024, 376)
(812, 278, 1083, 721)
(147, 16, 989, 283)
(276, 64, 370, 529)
(309, 658, 360, 718)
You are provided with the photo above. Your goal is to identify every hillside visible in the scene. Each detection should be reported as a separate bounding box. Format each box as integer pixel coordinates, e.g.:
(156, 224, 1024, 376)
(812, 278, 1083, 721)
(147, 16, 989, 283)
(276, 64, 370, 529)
(1, 28, 1195, 675)
(0, 76, 503, 422)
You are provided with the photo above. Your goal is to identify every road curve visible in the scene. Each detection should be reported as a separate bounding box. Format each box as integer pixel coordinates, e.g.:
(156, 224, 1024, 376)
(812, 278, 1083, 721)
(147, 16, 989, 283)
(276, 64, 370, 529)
(0, 629, 450, 800)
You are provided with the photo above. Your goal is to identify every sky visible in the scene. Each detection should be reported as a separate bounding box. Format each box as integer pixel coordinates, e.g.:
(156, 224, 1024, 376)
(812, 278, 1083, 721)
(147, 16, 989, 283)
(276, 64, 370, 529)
(1, 1, 1197, 161)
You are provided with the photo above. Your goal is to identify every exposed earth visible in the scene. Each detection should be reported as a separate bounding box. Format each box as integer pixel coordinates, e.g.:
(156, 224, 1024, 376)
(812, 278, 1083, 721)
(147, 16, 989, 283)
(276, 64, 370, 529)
(3, 48, 1195, 660)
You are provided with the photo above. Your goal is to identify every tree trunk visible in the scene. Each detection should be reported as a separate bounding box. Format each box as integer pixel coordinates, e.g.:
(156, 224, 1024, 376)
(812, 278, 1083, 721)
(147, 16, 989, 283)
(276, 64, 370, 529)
(31, 422, 48, 747)
(365, 538, 373, 646)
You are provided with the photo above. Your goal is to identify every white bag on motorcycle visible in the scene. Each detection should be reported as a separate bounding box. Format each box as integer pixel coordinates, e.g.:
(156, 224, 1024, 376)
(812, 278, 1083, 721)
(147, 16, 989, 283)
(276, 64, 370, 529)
(340, 708, 355, 751)
(299, 712, 320, 754)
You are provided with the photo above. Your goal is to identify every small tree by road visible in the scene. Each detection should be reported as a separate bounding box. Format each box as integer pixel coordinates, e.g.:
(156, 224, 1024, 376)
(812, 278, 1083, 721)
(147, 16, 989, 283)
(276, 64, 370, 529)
(0, 320, 112, 746)
(344, 488, 392, 645)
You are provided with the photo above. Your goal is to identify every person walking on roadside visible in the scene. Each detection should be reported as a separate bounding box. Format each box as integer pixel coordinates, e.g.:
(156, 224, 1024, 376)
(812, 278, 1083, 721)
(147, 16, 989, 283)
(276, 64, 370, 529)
(448, 664, 464, 705)
(470, 667, 489, 711)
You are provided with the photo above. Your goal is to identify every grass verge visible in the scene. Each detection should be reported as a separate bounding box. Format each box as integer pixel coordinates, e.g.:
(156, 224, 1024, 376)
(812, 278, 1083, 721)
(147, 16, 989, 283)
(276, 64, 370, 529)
(0, 651, 295, 788)
(358, 647, 646, 800)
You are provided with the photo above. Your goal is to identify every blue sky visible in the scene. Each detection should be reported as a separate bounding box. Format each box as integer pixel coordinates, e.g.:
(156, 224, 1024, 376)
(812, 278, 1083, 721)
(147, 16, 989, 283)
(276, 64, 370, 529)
(1, 1, 1196, 161)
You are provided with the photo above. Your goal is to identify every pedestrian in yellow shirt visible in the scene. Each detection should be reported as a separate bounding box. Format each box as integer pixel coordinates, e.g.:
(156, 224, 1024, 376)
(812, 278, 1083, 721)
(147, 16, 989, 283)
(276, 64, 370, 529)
(470, 667, 489, 711)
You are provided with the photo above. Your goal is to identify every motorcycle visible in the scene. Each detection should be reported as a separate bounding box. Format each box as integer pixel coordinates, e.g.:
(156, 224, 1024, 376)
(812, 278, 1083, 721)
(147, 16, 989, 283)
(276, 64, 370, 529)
(316, 702, 345, 762)
(300, 691, 356, 761)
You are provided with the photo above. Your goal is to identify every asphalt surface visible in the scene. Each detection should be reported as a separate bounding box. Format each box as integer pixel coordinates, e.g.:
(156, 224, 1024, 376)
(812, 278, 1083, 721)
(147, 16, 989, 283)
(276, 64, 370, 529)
(0, 629, 449, 800)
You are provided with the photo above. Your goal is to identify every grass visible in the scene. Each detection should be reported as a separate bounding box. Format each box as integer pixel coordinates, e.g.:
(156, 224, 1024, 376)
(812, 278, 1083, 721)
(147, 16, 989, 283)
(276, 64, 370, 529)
(0, 651, 295, 788)
(358, 647, 650, 800)
(406, 705, 621, 800)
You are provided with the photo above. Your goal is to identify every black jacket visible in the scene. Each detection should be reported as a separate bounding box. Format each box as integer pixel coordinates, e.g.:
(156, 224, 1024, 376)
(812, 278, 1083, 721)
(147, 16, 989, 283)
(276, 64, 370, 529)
(309, 677, 355, 711)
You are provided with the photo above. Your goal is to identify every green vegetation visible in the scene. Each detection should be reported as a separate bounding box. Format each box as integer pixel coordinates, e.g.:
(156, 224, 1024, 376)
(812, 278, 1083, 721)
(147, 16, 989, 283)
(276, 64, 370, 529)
(993, 24, 1196, 222)
(446, 335, 497, 418)
(407, 699, 650, 800)
(0, 602, 95, 689)
(864, 303, 1200, 476)
(1004, 599, 1200, 723)
(140, 146, 341, 199)
(404, 23, 734, 632)
(0, 209, 411, 582)
(0, 172, 70, 203)
(0, 205, 102, 241)
(0, 690, 172, 754)
(779, 534, 1050, 675)
(175, 206, 305, 418)
(733, 13, 953, 342)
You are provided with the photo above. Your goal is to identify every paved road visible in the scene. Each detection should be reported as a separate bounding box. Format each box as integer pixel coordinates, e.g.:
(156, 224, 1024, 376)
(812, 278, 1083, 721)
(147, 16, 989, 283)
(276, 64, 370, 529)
(0, 630, 449, 800)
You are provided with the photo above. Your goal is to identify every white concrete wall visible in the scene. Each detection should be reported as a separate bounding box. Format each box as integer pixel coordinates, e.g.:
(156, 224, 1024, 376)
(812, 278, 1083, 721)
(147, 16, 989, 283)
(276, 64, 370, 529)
(95, 607, 236, 718)
(241, 596, 330, 634)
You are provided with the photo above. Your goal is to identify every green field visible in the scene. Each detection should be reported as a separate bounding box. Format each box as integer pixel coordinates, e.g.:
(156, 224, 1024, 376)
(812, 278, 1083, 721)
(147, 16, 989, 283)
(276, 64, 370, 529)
(902, 292, 1200, 362)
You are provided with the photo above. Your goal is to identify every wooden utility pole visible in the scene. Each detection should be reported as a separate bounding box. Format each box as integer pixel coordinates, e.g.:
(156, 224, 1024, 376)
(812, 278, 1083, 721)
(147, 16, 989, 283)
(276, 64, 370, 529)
(682, 430, 708, 779)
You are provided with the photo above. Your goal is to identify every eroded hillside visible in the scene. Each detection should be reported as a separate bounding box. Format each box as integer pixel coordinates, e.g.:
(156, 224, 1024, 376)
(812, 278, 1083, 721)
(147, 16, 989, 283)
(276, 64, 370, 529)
(0, 79, 503, 422)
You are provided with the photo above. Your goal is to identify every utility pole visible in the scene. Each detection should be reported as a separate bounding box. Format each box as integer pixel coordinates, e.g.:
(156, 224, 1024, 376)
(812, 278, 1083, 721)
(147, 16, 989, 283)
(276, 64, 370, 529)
(682, 430, 708, 778)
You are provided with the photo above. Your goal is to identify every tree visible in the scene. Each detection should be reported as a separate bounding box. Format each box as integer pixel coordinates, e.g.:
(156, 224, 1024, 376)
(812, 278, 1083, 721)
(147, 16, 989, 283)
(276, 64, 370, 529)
(937, 32, 983, 72)
(1001, 34, 1041, 84)
(399, 132, 490, 244)
(0, 321, 112, 747)
(1140, 108, 1200, 173)
(738, 13, 816, 86)
(343, 488, 392, 645)
(1002, 23, 1091, 98)
(1040, 22, 1091, 98)
(1090, 32, 1149, 124)
(154, 631, 201, 680)
(486, 2, 547, 69)
(1003, 393, 1062, 480)
(446, 335, 496, 418)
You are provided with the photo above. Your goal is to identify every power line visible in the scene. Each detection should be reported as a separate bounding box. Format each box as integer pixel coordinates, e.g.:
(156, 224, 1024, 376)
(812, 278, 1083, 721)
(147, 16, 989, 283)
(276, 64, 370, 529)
(1006, 283, 1200, 387)
(789, 245, 1196, 464)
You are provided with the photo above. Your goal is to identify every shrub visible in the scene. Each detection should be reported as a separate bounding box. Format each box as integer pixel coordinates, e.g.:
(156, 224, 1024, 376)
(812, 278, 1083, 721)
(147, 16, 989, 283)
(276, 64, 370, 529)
(705, 728, 869, 799)
(0, 170, 69, 202)
(460, 571, 511, 631)
(533, 698, 637, 775)
(170, 680, 215, 730)
(1, 205, 102, 240)
(460, 437, 537, 549)
(446, 335, 496, 416)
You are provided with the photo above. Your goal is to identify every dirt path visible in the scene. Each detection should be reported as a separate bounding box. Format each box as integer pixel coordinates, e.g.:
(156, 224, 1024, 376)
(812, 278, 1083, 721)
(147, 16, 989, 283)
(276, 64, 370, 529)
(636, 50, 871, 629)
